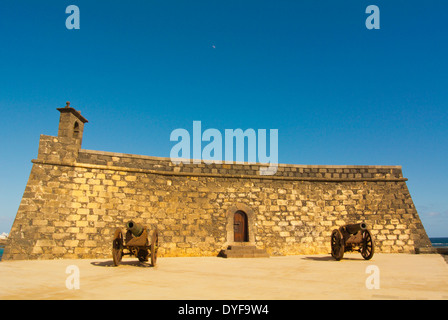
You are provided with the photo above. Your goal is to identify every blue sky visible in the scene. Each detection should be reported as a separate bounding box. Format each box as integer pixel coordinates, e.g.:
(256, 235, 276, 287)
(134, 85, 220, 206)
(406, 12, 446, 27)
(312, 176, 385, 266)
(0, 1, 447, 236)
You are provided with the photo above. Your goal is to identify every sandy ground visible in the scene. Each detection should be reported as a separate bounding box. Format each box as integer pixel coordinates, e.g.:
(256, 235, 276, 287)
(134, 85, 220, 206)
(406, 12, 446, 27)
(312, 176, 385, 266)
(0, 253, 447, 300)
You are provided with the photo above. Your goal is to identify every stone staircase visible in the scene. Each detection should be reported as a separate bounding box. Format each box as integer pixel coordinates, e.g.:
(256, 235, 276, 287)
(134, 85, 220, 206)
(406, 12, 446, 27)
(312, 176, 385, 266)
(218, 245, 269, 258)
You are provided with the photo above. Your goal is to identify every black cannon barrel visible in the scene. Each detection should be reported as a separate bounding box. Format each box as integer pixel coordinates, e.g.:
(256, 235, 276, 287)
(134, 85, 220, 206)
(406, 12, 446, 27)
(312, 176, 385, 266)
(126, 220, 144, 237)
(344, 222, 367, 234)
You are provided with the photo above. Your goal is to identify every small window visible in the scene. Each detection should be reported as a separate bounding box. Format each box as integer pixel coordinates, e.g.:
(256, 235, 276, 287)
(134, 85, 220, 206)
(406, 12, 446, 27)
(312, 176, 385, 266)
(73, 122, 80, 138)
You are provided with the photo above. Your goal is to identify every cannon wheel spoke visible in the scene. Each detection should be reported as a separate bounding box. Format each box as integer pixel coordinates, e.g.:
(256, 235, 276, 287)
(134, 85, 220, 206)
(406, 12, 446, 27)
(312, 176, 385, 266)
(361, 230, 374, 260)
(331, 229, 344, 261)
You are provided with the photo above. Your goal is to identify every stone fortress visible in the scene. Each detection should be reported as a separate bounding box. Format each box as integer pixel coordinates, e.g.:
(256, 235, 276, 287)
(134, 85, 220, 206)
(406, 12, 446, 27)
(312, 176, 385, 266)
(3, 103, 434, 260)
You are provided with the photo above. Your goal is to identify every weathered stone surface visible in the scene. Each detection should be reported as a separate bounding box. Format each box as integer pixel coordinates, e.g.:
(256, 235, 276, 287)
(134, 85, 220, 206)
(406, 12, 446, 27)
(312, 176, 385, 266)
(2, 106, 434, 260)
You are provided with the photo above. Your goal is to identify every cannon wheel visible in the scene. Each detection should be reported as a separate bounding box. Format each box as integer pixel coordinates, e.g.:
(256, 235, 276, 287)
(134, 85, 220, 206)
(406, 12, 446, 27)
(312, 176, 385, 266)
(361, 229, 374, 260)
(150, 229, 158, 266)
(331, 229, 345, 261)
(112, 228, 124, 266)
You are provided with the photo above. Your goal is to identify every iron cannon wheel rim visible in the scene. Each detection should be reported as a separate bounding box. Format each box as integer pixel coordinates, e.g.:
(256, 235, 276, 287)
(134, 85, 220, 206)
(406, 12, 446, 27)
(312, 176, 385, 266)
(331, 229, 344, 261)
(112, 229, 124, 266)
(361, 229, 374, 260)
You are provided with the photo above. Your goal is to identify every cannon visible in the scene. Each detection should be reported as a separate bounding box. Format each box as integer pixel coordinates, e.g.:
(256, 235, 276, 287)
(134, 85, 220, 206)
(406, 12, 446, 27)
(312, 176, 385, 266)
(330, 222, 374, 261)
(112, 221, 159, 266)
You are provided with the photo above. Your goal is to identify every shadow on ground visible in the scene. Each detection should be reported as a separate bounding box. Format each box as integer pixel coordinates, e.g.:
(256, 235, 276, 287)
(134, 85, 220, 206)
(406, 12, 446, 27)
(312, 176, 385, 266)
(302, 255, 369, 262)
(90, 260, 154, 268)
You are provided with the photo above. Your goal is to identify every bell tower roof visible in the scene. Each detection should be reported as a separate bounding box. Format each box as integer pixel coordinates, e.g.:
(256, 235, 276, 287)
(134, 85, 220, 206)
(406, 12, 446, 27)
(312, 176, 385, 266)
(56, 101, 88, 124)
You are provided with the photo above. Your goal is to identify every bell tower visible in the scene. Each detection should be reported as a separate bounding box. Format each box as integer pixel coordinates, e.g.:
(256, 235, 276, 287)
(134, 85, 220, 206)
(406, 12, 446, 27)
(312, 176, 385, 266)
(36, 102, 89, 164)
(56, 101, 88, 148)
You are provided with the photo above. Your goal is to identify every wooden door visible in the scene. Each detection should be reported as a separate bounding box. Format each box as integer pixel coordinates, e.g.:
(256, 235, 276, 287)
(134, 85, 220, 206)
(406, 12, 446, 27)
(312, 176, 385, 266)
(234, 211, 248, 242)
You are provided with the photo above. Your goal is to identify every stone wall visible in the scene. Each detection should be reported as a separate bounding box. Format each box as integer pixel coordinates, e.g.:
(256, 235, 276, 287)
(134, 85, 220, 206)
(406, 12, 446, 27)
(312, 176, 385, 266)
(2, 107, 433, 260)
(3, 148, 433, 260)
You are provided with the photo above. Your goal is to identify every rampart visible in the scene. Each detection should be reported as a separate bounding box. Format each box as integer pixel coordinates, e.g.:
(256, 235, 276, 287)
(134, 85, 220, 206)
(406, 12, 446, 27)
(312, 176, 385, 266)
(3, 105, 433, 260)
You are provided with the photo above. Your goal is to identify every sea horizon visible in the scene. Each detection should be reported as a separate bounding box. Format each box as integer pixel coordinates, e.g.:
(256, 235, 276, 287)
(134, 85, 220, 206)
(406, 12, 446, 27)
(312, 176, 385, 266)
(429, 237, 448, 247)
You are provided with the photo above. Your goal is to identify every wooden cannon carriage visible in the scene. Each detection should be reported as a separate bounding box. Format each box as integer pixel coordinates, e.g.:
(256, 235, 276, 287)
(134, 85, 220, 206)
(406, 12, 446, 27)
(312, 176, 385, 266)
(330, 222, 374, 261)
(112, 221, 159, 266)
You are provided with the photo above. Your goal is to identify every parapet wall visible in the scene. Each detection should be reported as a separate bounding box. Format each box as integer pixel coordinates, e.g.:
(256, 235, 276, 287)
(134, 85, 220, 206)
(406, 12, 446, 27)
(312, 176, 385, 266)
(3, 134, 433, 260)
(77, 149, 405, 180)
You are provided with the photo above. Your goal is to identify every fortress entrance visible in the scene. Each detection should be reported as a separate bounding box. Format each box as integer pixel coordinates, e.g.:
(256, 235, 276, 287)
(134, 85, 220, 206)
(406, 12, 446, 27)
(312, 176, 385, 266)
(234, 210, 248, 242)
(221, 205, 269, 257)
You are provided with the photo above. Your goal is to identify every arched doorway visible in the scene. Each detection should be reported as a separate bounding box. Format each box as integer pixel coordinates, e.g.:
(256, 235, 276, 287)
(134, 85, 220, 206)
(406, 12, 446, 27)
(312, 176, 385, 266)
(221, 204, 269, 258)
(225, 203, 255, 245)
(234, 210, 248, 242)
